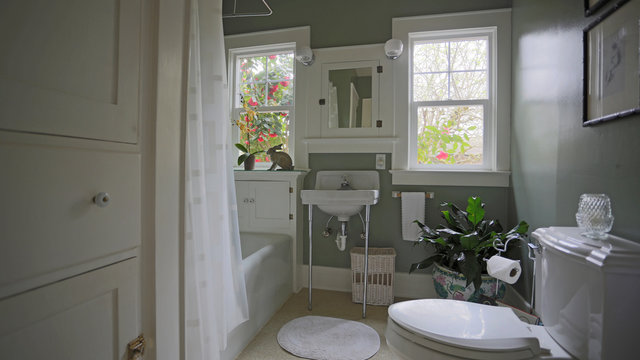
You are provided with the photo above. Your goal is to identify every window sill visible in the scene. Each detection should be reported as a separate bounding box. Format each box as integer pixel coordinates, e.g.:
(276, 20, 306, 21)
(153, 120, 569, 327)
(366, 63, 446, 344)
(389, 169, 510, 187)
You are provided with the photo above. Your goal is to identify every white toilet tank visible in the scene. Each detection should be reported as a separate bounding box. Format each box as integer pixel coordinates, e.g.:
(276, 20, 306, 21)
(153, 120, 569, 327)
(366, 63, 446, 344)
(532, 227, 640, 360)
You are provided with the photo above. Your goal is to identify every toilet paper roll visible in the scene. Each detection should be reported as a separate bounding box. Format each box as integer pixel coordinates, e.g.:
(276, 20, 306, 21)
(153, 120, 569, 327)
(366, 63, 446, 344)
(487, 255, 521, 284)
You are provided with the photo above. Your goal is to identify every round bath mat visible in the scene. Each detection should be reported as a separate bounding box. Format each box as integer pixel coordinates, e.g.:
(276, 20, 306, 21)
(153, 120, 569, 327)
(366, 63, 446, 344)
(277, 315, 380, 360)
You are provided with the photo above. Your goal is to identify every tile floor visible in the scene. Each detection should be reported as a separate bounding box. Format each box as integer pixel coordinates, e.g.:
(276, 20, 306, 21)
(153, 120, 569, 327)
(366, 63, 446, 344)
(235, 288, 403, 359)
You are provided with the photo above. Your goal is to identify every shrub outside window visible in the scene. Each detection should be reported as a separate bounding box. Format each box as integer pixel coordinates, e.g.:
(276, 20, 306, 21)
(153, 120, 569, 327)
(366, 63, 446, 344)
(232, 50, 294, 164)
(410, 31, 494, 169)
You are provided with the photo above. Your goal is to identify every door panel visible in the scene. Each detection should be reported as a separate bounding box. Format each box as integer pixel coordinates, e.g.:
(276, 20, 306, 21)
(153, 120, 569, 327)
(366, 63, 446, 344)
(0, 0, 141, 143)
(0, 258, 139, 360)
(252, 181, 290, 228)
(0, 141, 141, 292)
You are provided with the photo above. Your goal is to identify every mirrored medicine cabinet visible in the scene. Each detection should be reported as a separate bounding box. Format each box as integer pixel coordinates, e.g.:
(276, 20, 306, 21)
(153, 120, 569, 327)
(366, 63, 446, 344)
(310, 44, 394, 139)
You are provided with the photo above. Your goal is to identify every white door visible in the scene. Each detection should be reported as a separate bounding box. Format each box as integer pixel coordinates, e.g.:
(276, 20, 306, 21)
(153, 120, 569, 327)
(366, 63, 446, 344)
(0, 259, 140, 360)
(0, 0, 144, 358)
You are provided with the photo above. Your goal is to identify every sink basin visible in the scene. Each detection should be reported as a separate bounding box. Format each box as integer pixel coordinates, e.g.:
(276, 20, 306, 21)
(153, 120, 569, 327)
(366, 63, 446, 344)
(301, 171, 380, 221)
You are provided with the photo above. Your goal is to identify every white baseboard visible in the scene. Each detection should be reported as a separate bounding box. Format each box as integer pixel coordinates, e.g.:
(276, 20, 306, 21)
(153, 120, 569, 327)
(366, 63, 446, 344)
(297, 265, 437, 299)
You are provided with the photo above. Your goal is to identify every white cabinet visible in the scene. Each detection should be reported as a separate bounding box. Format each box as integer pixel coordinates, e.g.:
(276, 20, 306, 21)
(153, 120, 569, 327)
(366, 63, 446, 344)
(0, 139, 140, 296)
(0, 258, 139, 360)
(236, 180, 291, 230)
(301, 44, 398, 155)
(0, 0, 146, 355)
(234, 170, 307, 291)
(0, 0, 141, 144)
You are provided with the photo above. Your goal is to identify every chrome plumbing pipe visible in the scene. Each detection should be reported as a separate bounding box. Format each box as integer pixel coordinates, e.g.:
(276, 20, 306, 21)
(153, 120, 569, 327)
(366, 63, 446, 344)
(308, 204, 313, 311)
(362, 205, 371, 318)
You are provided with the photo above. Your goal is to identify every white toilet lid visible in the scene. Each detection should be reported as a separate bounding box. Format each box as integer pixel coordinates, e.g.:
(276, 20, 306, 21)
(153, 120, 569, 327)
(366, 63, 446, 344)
(388, 299, 541, 354)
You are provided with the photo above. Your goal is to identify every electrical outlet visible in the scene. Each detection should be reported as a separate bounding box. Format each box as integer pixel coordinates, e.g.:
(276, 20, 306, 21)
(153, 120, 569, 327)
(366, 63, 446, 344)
(375, 154, 386, 170)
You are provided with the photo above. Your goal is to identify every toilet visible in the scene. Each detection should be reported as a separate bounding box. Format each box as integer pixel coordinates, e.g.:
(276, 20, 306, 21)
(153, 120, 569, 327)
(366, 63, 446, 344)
(386, 227, 640, 359)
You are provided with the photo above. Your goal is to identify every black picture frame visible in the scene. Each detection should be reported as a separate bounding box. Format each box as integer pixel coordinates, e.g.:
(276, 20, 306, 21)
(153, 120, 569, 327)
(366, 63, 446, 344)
(583, 0, 640, 126)
(584, 0, 612, 16)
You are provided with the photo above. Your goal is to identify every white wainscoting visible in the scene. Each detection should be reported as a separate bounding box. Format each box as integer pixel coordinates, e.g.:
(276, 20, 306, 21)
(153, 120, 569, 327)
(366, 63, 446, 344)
(298, 265, 437, 299)
(297, 264, 530, 310)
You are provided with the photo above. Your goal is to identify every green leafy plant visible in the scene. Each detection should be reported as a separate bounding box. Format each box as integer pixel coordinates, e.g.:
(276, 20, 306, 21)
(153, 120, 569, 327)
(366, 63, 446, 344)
(237, 53, 292, 163)
(409, 196, 529, 291)
(234, 100, 267, 166)
(234, 143, 264, 166)
(417, 107, 482, 165)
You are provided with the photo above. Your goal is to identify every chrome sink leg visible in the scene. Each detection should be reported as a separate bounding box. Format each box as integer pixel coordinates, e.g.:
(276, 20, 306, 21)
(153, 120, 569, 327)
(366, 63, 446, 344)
(362, 205, 370, 318)
(308, 204, 313, 311)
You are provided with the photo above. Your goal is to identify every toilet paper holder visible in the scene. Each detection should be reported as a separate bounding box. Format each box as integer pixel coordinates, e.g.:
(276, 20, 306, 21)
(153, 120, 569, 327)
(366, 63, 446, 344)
(487, 236, 539, 313)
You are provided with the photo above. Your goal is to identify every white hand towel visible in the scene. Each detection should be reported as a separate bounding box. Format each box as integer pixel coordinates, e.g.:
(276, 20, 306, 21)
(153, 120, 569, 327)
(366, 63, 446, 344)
(401, 192, 425, 241)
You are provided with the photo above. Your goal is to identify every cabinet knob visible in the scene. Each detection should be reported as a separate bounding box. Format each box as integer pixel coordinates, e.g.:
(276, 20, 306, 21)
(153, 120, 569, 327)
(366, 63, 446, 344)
(248, 198, 255, 203)
(93, 192, 111, 208)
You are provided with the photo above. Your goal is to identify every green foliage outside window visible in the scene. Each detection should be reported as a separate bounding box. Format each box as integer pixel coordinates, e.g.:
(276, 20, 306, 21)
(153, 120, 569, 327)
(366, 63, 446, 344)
(236, 52, 294, 163)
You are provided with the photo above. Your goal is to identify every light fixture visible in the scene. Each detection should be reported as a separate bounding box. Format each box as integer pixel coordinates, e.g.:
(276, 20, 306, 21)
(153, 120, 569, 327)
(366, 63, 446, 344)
(295, 46, 315, 66)
(384, 39, 403, 60)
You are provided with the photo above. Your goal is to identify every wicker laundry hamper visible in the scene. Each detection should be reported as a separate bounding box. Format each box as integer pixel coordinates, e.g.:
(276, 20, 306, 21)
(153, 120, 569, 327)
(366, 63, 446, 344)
(350, 247, 396, 305)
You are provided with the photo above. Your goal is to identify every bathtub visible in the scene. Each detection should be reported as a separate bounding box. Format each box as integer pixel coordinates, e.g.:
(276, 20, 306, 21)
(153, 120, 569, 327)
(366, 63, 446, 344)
(221, 232, 292, 360)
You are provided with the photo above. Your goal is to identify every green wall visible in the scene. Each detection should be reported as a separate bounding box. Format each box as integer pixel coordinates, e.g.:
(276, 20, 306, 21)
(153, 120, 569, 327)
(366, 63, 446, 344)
(511, 0, 640, 242)
(223, 0, 512, 48)
(510, 0, 640, 299)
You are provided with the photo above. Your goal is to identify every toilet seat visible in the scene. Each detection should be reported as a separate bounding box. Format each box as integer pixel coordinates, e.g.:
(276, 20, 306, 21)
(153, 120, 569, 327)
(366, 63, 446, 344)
(386, 299, 570, 360)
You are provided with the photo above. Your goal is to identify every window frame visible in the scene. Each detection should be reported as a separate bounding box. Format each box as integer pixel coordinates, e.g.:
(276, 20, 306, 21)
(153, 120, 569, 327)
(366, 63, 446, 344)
(408, 28, 497, 171)
(391, 9, 511, 187)
(228, 43, 296, 168)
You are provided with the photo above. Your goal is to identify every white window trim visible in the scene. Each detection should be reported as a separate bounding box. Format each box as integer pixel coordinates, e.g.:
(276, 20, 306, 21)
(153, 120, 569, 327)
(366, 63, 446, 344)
(391, 9, 511, 187)
(225, 27, 310, 169)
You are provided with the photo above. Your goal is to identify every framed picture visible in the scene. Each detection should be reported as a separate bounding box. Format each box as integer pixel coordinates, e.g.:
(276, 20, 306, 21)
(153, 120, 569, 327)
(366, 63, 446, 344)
(584, 0, 612, 16)
(583, 0, 640, 126)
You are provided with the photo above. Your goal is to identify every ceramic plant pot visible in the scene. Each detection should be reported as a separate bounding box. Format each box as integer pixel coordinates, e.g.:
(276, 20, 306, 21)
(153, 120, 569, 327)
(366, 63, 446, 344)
(432, 262, 505, 302)
(243, 154, 256, 170)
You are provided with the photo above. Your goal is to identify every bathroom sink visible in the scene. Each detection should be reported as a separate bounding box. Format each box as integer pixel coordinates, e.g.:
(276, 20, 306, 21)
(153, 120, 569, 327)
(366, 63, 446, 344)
(301, 171, 380, 221)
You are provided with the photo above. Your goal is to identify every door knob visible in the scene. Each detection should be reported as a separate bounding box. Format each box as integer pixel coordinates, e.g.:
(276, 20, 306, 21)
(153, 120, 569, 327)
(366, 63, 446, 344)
(93, 192, 111, 207)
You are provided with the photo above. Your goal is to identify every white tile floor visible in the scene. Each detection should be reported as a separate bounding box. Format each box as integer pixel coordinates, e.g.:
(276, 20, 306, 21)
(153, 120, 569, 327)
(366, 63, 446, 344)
(235, 288, 403, 359)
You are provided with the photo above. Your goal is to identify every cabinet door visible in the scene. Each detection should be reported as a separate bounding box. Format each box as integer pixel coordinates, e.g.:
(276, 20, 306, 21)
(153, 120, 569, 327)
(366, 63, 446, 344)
(0, 258, 140, 360)
(235, 180, 250, 230)
(251, 181, 291, 229)
(0, 141, 140, 294)
(235, 180, 291, 231)
(0, 0, 141, 143)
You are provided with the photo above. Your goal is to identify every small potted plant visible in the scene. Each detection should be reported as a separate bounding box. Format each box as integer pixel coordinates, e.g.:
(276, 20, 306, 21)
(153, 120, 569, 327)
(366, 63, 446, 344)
(234, 101, 265, 170)
(410, 196, 529, 302)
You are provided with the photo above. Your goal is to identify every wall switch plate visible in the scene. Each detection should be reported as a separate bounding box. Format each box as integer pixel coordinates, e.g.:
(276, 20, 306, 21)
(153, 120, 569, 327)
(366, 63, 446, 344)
(375, 154, 385, 169)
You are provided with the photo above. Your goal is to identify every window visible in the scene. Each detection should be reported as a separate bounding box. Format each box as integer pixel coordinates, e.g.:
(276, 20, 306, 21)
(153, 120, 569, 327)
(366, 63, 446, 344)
(410, 30, 494, 169)
(230, 48, 295, 165)
(391, 10, 511, 186)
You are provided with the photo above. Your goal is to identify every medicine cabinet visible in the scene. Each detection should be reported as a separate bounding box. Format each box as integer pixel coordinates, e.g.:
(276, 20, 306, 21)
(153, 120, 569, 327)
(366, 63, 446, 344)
(305, 44, 395, 142)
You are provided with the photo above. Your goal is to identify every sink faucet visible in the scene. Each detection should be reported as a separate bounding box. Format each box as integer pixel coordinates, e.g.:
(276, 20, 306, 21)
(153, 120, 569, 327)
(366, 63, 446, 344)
(339, 176, 353, 190)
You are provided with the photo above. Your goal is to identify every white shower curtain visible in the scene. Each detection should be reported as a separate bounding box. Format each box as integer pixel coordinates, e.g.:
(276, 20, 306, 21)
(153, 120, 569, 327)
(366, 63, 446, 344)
(185, 0, 249, 359)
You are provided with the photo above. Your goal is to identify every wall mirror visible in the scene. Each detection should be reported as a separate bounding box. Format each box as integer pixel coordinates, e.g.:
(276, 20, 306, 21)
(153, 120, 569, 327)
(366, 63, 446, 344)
(327, 67, 373, 128)
(321, 60, 380, 137)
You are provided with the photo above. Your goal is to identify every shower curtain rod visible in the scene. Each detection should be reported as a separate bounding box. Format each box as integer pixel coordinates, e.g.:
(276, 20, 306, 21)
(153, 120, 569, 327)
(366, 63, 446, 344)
(222, 0, 273, 18)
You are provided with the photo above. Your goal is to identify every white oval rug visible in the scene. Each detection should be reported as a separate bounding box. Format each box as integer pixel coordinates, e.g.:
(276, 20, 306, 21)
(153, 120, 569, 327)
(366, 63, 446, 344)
(277, 316, 380, 360)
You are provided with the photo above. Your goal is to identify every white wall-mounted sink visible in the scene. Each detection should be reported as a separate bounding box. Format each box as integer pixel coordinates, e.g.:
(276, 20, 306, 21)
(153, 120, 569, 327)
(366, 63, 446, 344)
(301, 171, 380, 221)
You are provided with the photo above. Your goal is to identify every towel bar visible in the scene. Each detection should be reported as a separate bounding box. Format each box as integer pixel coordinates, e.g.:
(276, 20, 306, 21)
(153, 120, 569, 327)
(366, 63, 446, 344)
(391, 191, 435, 199)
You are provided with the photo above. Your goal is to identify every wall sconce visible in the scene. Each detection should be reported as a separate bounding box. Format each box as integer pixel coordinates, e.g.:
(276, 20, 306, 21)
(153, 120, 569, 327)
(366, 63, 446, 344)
(295, 46, 315, 66)
(384, 39, 403, 60)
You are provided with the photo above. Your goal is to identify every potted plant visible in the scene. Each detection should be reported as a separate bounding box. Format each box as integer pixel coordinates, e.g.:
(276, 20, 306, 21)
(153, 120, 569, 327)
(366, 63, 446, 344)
(234, 101, 265, 170)
(233, 96, 289, 170)
(410, 196, 529, 302)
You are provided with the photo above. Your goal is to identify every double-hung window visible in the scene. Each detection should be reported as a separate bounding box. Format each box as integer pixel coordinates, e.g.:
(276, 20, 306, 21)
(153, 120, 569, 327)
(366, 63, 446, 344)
(391, 10, 510, 186)
(229, 46, 295, 165)
(410, 28, 495, 170)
